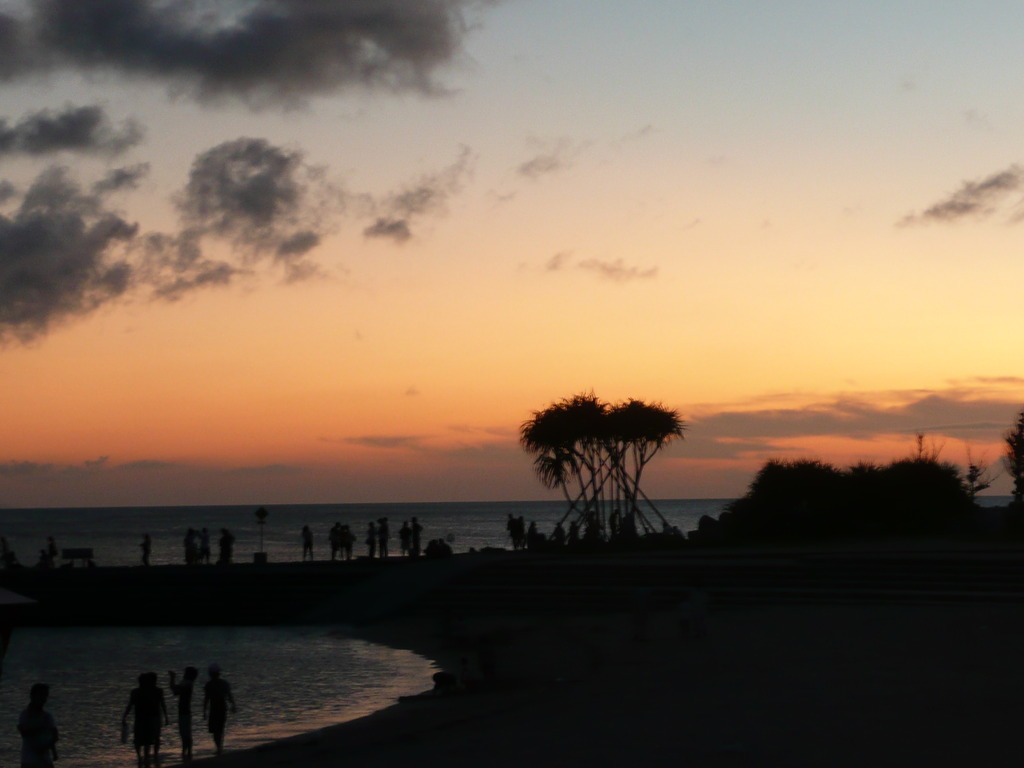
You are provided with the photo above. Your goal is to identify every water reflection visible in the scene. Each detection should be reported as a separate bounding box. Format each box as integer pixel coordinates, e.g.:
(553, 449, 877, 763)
(0, 626, 436, 767)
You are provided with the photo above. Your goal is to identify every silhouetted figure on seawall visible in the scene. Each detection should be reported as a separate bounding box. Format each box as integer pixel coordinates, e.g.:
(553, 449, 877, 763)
(204, 663, 236, 757)
(399, 520, 412, 557)
(567, 520, 580, 546)
(378, 517, 390, 558)
(19, 682, 58, 768)
(140, 534, 152, 567)
(184, 528, 198, 565)
(411, 516, 423, 558)
(217, 529, 234, 565)
(329, 522, 342, 561)
(199, 528, 211, 564)
(425, 538, 453, 559)
(168, 666, 198, 762)
(46, 536, 58, 565)
(1, 537, 18, 569)
(366, 521, 377, 559)
(123, 671, 168, 768)
(301, 525, 314, 561)
(341, 524, 354, 560)
(551, 522, 566, 546)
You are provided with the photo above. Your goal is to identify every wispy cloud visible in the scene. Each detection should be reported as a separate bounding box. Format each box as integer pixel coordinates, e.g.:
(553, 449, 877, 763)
(577, 258, 658, 282)
(517, 137, 582, 179)
(342, 435, 427, 450)
(899, 165, 1024, 225)
(363, 147, 474, 243)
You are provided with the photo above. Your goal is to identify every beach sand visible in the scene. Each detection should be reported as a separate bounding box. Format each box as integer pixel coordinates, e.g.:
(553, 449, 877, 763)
(190, 599, 1024, 767)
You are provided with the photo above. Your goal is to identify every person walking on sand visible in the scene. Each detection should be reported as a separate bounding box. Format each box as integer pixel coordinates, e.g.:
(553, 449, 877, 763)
(140, 534, 152, 567)
(301, 525, 314, 561)
(168, 666, 198, 762)
(19, 683, 58, 767)
(377, 517, 390, 558)
(204, 663, 236, 756)
(123, 672, 169, 768)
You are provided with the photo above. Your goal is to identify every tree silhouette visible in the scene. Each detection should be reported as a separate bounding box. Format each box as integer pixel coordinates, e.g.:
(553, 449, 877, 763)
(521, 393, 685, 539)
(1004, 409, 1024, 506)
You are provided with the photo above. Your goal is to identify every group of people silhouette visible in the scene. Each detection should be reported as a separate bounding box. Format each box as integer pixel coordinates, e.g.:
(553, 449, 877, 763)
(121, 664, 236, 766)
(18, 664, 235, 768)
(299, 518, 428, 561)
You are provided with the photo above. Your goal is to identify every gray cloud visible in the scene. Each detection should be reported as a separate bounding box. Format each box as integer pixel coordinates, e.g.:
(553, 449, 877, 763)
(363, 217, 411, 243)
(167, 136, 339, 282)
(363, 146, 473, 242)
(0, 0, 479, 108)
(92, 163, 150, 194)
(517, 138, 578, 179)
(0, 460, 56, 477)
(344, 435, 426, 449)
(577, 258, 657, 282)
(687, 391, 1023, 462)
(900, 165, 1024, 225)
(0, 104, 143, 158)
(544, 251, 571, 271)
(0, 180, 15, 203)
(0, 166, 137, 343)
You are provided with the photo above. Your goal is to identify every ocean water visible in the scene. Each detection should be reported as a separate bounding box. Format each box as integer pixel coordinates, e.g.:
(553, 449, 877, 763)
(0, 625, 436, 767)
(0, 499, 732, 568)
(0, 499, 729, 765)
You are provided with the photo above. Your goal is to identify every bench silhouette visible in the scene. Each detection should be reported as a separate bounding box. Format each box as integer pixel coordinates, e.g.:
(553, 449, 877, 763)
(61, 548, 93, 566)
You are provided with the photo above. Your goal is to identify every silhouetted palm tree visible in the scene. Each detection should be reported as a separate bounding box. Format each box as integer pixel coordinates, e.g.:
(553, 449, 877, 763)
(521, 393, 685, 539)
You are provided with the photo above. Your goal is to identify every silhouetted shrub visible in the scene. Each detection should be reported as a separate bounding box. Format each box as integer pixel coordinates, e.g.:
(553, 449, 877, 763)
(715, 456, 972, 542)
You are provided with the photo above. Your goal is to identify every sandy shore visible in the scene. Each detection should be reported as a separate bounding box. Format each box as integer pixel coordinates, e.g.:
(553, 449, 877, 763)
(188, 598, 1024, 767)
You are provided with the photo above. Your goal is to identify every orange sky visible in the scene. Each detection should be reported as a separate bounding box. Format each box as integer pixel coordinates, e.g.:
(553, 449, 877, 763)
(2, 2, 1024, 506)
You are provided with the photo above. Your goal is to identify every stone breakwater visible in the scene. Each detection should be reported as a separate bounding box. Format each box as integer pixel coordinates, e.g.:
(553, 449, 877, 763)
(4, 543, 1024, 627)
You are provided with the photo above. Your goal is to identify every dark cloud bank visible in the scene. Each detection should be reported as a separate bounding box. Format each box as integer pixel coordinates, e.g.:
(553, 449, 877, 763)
(0, 0, 476, 107)
(0, 0, 490, 343)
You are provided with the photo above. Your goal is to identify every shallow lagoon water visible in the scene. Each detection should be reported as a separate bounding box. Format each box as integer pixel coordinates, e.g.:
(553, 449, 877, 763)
(0, 626, 436, 767)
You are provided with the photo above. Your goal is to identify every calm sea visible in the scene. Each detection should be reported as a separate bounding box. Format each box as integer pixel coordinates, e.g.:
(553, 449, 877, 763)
(0, 499, 730, 767)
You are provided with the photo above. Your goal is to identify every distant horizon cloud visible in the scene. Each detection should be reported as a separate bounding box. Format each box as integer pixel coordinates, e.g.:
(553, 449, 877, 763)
(899, 164, 1024, 225)
(0, 104, 143, 157)
(0, 0, 483, 108)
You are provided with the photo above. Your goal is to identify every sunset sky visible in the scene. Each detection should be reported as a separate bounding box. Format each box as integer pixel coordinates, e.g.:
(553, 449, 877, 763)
(3, 1, 1024, 507)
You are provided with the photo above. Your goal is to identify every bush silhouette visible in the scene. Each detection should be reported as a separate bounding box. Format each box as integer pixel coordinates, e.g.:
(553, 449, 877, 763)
(720, 456, 971, 542)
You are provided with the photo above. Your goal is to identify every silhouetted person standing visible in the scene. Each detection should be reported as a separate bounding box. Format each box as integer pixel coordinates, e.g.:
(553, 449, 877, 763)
(141, 534, 152, 567)
(411, 517, 423, 558)
(399, 521, 412, 557)
(45, 537, 58, 566)
(218, 529, 234, 565)
(199, 528, 211, 564)
(204, 664, 236, 756)
(301, 525, 314, 561)
(378, 517, 390, 558)
(123, 672, 168, 768)
(19, 683, 58, 767)
(168, 666, 198, 762)
(366, 522, 377, 559)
